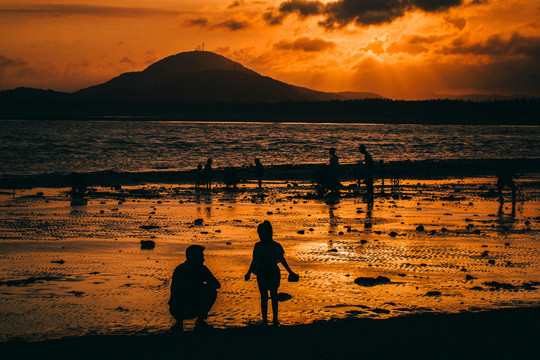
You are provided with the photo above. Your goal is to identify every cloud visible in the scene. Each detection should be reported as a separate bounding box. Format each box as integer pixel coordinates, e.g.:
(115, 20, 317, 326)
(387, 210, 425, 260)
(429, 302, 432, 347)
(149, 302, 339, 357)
(0, 55, 28, 69)
(0, 4, 178, 17)
(228, 1, 244, 9)
(274, 37, 336, 52)
(264, 0, 466, 28)
(214, 19, 250, 31)
(442, 33, 540, 57)
(186, 17, 209, 27)
(119, 57, 136, 66)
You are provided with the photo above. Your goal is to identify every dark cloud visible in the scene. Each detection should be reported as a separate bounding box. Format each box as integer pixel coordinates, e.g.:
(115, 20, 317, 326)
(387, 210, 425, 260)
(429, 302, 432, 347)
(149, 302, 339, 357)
(264, 0, 323, 25)
(264, 0, 466, 28)
(228, 1, 244, 9)
(0, 55, 28, 68)
(442, 33, 540, 57)
(119, 57, 136, 66)
(274, 37, 336, 52)
(186, 17, 209, 27)
(215, 20, 250, 31)
(0, 4, 178, 17)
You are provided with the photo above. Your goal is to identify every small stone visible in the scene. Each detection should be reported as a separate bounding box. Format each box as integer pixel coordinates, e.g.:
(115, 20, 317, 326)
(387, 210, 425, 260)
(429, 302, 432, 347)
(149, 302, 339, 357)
(140, 240, 155, 250)
(488, 259, 496, 265)
(360, 239, 368, 244)
(297, 230, 305, 234)
(389, 231, 398, 237)
(51, 259, 65, 264)
(425, 291, 442, 297)
(416, 225, 425, 232)
(193, 218, 204, 225)
(354, 276, 391, 286)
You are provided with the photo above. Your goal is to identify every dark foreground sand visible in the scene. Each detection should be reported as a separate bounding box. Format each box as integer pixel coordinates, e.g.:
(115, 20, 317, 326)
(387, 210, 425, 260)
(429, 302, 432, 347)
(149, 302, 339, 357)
(1, 307, 538, 360)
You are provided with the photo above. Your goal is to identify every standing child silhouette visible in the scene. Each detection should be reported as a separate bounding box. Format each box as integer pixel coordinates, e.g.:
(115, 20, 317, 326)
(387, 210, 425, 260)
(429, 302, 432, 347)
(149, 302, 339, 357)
(245, 220, 298, 325)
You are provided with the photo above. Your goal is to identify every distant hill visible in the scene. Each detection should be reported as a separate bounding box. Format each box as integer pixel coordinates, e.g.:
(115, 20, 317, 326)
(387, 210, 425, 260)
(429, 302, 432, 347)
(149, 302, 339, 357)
(1, 51, 538, 124)
(75, 51, 382, 103)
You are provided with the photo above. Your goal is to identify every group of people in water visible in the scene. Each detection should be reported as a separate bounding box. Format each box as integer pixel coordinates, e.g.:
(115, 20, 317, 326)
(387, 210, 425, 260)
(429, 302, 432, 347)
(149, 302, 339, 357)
(168, 220, 297, 332)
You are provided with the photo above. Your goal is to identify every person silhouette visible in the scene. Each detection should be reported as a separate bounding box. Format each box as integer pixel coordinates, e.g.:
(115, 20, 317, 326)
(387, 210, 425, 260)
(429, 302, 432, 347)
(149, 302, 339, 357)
(497, 166, 516, 213)
(244, 220, 298, 325)
(169, 245, 221, 332)
(195, 164, 203, 190)
(255, 158, 264, 189)
(204, 158, 213, 189)
(358, 144, 374, 203)
(328, 148, 340, 193)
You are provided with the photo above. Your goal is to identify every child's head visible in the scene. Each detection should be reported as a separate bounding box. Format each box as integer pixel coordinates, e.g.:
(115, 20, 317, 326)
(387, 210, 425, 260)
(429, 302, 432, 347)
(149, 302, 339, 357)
(329, 147, 336, 155)
(257, 220, 273, 242)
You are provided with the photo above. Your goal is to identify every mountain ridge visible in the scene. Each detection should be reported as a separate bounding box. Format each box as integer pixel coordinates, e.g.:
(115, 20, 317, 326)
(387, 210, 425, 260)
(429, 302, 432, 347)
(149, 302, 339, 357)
(74, 51, 382, 103)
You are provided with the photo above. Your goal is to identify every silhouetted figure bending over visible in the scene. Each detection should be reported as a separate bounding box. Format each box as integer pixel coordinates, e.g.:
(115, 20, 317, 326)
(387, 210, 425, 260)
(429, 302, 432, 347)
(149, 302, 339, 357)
(69, 172, 87, 206)
(358, 144, 374, 203)
(204, 158, 213, 189)
(169, 245, 221, 332)
(497, 167, 516, 212)
(245, 221, 298, 325)
(255, 158, 264, 189)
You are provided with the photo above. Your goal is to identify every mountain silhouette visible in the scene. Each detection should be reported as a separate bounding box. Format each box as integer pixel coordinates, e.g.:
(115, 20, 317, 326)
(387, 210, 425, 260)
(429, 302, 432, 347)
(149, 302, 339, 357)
(75, 51, 382, 103)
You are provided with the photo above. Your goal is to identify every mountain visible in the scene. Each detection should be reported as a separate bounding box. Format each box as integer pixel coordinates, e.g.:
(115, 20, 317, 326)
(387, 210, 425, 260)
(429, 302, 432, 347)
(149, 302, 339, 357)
(75, 51, 382, 103)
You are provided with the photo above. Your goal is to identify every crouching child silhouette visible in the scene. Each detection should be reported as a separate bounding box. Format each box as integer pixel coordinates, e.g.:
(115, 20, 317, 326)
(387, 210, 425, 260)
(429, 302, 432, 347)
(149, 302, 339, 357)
(169, 245, 221, 332)
(244, 220, 298, 325)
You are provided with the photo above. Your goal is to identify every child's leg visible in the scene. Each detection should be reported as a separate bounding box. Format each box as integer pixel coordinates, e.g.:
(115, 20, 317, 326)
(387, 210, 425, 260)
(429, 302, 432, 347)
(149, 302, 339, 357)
(260, 290, 268, 324)
(270, 289, 279, 325)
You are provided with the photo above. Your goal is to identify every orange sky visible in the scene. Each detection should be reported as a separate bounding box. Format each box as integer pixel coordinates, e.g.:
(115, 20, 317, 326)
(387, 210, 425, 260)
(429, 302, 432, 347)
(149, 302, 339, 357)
(1, 0, 539, 99)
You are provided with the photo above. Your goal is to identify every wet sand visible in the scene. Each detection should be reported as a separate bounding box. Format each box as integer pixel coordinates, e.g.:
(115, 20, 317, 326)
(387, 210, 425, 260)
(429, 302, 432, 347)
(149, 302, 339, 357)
(0, 175, 539, 344)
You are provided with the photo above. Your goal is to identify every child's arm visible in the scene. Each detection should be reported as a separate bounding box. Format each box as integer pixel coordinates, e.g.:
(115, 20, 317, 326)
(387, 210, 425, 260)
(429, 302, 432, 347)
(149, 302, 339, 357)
(244, 260, 255, 281)
(279, 257, 296, 276)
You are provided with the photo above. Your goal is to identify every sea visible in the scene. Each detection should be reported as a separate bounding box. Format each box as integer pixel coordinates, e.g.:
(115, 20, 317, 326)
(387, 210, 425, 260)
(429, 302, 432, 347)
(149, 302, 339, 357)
(0, 120, 539, 178)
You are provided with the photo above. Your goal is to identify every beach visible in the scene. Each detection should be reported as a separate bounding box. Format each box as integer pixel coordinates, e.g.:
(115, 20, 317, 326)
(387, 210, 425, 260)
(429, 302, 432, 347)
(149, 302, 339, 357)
(1, 169, 539, 344)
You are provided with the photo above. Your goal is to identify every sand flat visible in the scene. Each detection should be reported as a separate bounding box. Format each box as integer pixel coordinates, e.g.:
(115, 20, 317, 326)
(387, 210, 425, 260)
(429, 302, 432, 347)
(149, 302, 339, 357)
(1, 178, 539, 341)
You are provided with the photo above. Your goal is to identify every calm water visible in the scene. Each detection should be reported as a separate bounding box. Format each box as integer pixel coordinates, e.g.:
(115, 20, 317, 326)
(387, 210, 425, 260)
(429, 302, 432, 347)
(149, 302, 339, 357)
(0, 120, 539, 177)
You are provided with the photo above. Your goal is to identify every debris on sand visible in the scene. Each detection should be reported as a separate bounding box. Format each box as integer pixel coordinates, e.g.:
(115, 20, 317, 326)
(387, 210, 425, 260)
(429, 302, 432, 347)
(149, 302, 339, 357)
(51, 259, 65, 264)
(483, 281, 540, 291)
(389, 231, 398, 237)
(193, 218, 204, 225)
(425, 291, 442, 297)
(140, 240, 156, 250)
(354, 276, 391, 286)
(416, 225, 425, 232)
(139, 224, 161, 230)
(0, 276, 63, 286)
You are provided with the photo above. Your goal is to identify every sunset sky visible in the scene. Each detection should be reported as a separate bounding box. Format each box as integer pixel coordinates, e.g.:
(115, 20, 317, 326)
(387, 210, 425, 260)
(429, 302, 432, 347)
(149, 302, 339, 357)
(1, 0, 539, 99)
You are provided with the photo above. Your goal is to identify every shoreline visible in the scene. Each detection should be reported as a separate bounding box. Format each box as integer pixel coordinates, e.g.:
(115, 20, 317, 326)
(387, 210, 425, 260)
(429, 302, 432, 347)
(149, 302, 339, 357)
(1, 158, 539, 190)
(1, 306, 539, 359)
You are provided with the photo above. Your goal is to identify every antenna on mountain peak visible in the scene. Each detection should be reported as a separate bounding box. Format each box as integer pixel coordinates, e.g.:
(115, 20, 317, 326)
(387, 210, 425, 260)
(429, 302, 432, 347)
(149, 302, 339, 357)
(195, 43, 205, 51)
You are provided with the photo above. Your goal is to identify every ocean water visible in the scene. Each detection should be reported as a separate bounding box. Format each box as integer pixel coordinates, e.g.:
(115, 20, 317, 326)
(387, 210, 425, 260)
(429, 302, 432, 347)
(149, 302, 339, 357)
(0, 120, 539, 177)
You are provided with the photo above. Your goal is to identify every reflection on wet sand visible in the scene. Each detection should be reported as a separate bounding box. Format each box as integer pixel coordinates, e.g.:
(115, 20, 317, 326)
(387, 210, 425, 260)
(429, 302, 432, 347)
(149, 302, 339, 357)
(0, 177, 539, 341)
